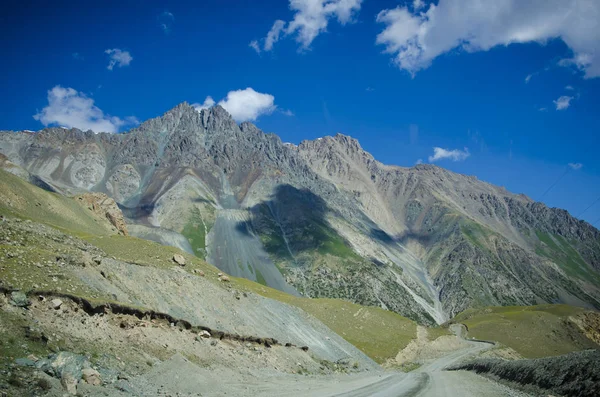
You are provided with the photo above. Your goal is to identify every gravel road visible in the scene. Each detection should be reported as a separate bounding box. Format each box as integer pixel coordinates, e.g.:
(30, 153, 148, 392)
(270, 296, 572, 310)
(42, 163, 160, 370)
(109, 333, 529, 396)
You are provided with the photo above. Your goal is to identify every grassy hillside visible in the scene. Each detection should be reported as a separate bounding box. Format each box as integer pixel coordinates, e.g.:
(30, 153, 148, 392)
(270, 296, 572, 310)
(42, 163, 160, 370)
(0, 168, 418, 364)
(234, 278, 417, 363)
(0, 169, 113, 236)
(452, 305, 599, 358)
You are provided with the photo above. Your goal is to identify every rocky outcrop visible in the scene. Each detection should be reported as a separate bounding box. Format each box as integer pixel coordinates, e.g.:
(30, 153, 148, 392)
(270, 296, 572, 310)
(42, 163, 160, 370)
(75, 193, 128, 235)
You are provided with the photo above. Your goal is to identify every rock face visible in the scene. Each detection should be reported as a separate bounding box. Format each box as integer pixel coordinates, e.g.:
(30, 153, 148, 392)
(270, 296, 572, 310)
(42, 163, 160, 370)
(75, 193, 128, 235)
(1, 103, 599, 324)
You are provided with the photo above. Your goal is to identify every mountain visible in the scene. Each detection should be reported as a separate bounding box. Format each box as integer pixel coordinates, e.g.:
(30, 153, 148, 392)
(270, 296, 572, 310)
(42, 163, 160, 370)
(1, 102, 599, 324)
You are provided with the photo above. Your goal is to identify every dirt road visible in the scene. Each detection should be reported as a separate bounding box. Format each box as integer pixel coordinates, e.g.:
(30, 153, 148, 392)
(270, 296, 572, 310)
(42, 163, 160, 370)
(107, 332, 529, 396)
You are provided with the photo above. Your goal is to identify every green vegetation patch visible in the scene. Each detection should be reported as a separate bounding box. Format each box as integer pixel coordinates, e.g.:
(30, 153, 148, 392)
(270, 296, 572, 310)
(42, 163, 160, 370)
(181, 208, 209, 259)
(254, 268, 267, 286)
(460, 220, 493, 250)
(452, 304, 598, 358)
(233, 278, 417, 364)
(535, 231, 600, 286)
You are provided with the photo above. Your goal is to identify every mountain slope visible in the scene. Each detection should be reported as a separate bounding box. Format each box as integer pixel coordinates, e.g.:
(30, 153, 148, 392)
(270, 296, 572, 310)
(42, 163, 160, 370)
(1, 103, 599, 324)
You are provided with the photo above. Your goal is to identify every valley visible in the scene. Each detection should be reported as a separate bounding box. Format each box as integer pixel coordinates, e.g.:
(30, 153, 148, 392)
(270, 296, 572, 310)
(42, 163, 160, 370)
(0, 104, 599, 396)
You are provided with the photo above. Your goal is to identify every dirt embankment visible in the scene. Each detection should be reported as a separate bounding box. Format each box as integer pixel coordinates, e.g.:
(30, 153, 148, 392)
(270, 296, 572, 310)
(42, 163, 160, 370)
(386, 325, 469, 368)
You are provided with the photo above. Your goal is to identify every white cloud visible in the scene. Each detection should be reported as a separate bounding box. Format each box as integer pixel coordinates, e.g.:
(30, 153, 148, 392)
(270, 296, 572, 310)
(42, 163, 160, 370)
(279, 109, 295, 116)
(256, 0, 362, 52)
(553, 95, 573, 110)
(194, 88, 276, 122)
(415, 158, 423, 165)
(538, 107, 547, 112)
(413, 0, 425, 11)
(568, 162, 583, 170)
(265, 20, 286, 51)
(159, 11, 175, 34)
(565, 85, 574, 90)
(428, 147, 470, 162)
(192, 96, 216, 112)
(72, 52, 84, 61)
(376, 0, 600, 78)
(105, 49, 133, 70)
(525, 73, 534, 83)
(249, 40, 261, 54)
(33, 86, 138, 133)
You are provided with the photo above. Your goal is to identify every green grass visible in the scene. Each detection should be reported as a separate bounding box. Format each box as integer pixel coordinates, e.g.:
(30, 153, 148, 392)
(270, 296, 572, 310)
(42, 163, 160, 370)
(254, 268, 267, 286)
(181, 208, 209, 258)
(460, 220, 493, 250)
(452, 304, 598, 358)
(535, 231, 600, 285)
(233, 278, 416, 364)
(312, 222, 359, 259)
(0, 169, 113, 236)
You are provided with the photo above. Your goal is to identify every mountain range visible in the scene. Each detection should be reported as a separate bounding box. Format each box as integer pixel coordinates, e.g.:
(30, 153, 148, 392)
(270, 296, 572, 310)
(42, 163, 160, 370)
(1, 102, 599, 325)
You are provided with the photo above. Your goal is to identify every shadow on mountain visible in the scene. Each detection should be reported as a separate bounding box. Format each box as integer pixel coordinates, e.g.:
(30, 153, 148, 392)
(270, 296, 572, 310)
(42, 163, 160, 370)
(238, 184, 354, 259)
(119, 203, 155, 223)
(369, 226, 433, 247)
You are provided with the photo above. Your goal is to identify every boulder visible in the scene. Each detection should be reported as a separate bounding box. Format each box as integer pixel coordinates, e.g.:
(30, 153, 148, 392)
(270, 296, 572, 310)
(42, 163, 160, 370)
(196, 330, 211, 340)
(50, 298, 63, 310)
(9, 291, 29, 307)
(172, 254, 186, 266)
(219, 275, 230, 282)
(82, 368, 102, 386)
(36, 351, 89, 395)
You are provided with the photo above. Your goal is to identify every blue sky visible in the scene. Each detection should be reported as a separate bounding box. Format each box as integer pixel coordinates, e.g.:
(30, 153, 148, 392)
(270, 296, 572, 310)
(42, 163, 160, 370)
(1, 0, 600, 226)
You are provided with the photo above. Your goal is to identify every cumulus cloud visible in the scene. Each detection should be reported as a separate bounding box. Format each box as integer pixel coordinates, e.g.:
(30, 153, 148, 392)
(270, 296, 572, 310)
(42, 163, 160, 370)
(376, 0, 600, 78)
(33, 86, 138, 133)
(553, 95, 573, 110)
(105, 49, 133, 70)
(254, 0, 362, 52)
(568, 162, 583, 170)
(193, 88, 276, 122)
(428, 147, 470, 162)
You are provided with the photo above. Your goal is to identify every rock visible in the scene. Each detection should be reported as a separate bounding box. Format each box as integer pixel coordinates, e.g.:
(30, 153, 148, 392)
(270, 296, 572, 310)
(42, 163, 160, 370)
(15, 357, 36, 367)
(301, 346, 309, 352)
(197, 330, 211, 339)
(61, 372, 78, 395)
(9, 291, 29, 307)
(172, 254, 186, 266)
(210, 340, 218, 346)
(114, 379, 136, 393)
(36, 352, 88, 395)
(82, 368, 101, 386)
(219, 275, 230, 282)
(50, 298, 63, 310)
(75, 193, 128, 235)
